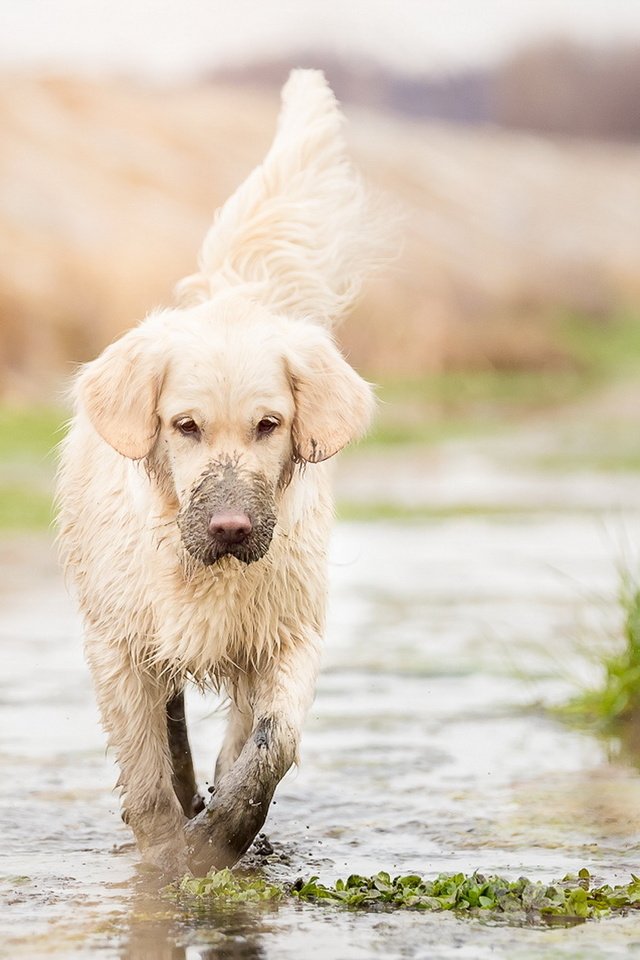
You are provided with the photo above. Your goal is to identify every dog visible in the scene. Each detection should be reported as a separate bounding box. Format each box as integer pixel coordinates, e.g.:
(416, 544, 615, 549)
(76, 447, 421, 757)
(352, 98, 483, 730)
(56, 69, 383, 875)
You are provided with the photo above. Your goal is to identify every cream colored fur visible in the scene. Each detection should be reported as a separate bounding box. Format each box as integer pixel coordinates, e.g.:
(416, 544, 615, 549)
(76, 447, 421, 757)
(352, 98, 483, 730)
(56, 70, 381, 874)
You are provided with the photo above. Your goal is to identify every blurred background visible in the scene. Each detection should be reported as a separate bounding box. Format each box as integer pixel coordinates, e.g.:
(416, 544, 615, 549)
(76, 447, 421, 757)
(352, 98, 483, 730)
(4, 5, 640, 957)
(1, 0, 640, 525)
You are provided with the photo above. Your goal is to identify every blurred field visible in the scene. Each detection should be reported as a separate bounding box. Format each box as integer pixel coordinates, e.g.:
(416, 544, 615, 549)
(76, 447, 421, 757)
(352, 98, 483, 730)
(1, 73, 640, 400)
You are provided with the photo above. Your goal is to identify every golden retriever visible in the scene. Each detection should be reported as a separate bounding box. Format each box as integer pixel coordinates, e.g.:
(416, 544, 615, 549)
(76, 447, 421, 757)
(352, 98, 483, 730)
(56, 69, 382, 875)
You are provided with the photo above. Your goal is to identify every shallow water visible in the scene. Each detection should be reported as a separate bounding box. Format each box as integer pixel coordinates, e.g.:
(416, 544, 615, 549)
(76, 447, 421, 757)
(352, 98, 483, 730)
(2, 515, 640, 959)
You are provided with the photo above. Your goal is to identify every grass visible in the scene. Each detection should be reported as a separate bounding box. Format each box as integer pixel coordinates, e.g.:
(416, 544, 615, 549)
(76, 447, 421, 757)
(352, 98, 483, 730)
(359, 371, 576, 450)
(559, 310, 640, 383)
(0, 406, 67, 460)
(335, 501, 605, 522)
(359, 310, 640, 450)
(0, 406, 66, 533)
(347, 313, 640, 493)
(166, 867, 640, 925)
(561, 573, 640, 731)
(534, 451, 640, 473)
(0, 486, 55, 531)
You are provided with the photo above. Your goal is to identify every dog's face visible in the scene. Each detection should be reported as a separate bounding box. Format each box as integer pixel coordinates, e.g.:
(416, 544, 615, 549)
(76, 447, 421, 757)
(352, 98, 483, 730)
(155, 306, 297, 565)
(78, 296, 374, 565)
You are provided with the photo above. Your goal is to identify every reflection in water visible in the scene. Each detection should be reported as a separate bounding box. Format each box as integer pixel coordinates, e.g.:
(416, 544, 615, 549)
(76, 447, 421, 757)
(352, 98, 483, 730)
(120, 870, 267, 960)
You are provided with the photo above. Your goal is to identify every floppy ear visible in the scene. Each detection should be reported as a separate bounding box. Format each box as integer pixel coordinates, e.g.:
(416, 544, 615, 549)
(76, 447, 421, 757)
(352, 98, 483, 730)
(287, 328, 375, 463)
(78, 328, 165, 460)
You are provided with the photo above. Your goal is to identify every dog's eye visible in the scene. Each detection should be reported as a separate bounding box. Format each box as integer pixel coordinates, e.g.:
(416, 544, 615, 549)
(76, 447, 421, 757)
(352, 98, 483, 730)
(174, 417, 200, 438)
(256, 416, 280, 437)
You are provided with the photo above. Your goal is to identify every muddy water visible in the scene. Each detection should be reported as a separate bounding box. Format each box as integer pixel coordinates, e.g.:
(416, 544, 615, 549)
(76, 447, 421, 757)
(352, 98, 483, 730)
(2, 515, 640, 959)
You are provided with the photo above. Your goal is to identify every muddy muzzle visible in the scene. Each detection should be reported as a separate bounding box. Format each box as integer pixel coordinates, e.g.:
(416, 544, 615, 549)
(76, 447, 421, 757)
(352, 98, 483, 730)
(177, 459, 277, 566)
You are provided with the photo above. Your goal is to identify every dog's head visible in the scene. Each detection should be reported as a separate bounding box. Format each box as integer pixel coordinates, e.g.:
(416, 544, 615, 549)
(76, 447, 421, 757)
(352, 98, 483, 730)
(77, 296, 374, 566)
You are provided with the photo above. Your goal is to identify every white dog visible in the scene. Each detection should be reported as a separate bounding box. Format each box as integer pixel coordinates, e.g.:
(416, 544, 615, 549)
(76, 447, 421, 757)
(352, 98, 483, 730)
(56, 70, 382, 875)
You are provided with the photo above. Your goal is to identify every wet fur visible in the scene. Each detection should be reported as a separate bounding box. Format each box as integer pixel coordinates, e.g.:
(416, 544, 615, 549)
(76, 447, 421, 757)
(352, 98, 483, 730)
(177, 458, 277, 566)
(55, 70, 383, 875)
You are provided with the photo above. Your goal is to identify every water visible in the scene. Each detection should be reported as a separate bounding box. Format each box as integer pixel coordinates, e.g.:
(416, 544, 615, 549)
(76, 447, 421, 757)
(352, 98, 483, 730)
(2, 515, 640, 959)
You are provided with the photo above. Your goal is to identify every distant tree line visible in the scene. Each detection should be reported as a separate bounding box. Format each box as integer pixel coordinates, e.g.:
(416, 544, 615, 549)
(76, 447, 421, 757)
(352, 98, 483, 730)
(494, 40, 640, 139)
(210, 40, 640, 140)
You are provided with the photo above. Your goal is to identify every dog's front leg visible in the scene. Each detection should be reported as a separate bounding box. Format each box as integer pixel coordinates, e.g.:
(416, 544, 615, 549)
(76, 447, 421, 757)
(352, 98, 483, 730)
(86, 633, 188, 874)
(186, 632, 321, 873)
(214, 696, 254, 783)
(167, 690, 205, 818)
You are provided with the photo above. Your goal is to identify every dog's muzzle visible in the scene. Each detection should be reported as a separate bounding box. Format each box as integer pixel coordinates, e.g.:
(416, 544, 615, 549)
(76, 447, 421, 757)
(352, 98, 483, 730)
(177, 461, 277, 566)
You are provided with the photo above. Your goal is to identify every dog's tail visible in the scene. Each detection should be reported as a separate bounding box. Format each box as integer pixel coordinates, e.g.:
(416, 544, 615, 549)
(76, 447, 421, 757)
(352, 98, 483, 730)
(177, 69, 389, 325)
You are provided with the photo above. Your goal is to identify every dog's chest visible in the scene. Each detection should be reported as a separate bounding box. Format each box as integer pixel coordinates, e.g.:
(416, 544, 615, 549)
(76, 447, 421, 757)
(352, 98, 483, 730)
(150, 565, 267, 673)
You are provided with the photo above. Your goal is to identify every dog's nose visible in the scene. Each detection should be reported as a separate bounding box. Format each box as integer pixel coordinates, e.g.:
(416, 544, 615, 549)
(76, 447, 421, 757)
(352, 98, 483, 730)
(208, 512, 252, 545)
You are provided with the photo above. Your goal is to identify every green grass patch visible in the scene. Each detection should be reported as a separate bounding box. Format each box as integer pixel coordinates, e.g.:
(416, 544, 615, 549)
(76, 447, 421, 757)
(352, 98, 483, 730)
(558, 310, 640, 383)
(361, 372, 578, 449)
(561, 573, 640, 730)
(535, 452, 640, 474)
(0, 406, 66, 460)
(360, 311, 640, 449)
(167, 867, 640, 925)
(0, 406, 65, 531)
(360, 417, 481, 448)
(335, 501, 600, 522)
(0, 487, 54, 531)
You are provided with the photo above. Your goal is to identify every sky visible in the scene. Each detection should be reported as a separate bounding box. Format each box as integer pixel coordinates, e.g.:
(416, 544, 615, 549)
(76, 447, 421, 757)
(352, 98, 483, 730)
(3, 0, 640, 80)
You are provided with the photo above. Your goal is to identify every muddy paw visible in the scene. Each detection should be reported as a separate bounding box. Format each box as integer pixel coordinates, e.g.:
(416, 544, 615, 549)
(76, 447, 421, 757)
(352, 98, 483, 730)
(185, 792, 266, 874)
(141, 837, 191, 879)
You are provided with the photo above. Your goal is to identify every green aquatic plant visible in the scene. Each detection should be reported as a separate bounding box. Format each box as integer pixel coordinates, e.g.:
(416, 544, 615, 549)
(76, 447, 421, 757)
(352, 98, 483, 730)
(171, 868, 283, 903)
(167, 867, 640, 925)
(563, 573, 640, 729)
(295, 869, 640, 921)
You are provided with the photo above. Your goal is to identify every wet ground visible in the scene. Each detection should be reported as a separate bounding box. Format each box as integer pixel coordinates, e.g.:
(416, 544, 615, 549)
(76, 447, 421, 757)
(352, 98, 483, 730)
(2, 492, 640, 957)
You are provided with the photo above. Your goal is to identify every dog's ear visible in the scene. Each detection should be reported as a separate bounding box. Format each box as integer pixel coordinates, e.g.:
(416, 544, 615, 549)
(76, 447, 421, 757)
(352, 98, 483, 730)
(78, 328, 165, 460)
(287, 326, 375, 463)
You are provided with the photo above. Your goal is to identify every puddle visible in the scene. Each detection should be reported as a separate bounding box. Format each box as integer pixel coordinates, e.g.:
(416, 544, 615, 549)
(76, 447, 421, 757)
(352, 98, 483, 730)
(2, 517, 640, 958)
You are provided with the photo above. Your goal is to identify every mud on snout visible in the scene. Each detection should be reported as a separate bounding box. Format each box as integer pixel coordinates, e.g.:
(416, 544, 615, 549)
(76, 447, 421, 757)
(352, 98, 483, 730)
(177, 458, 277, 566)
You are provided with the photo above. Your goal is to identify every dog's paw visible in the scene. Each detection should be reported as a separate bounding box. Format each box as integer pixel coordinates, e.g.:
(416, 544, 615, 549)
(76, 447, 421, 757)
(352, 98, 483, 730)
(184, 798, 242, 874)
(141, 838, 191, 879)
(184, 790, 268, 874)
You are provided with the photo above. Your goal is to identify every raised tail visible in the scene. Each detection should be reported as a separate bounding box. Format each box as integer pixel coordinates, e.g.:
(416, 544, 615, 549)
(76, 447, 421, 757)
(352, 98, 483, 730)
(177, 69, 387, 325)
